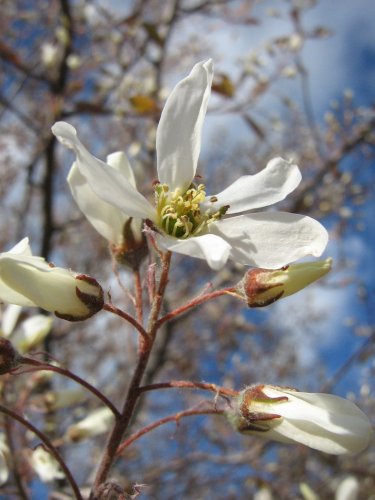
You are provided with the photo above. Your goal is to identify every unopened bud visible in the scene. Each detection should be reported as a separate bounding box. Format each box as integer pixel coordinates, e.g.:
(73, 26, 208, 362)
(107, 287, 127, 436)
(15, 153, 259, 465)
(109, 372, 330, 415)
(0, 256, 104, 322)
(0, 338, 21, 375)
(227, 384, 373, 455)
(234, 258, 332, 307)
(111, 218, 148, 270)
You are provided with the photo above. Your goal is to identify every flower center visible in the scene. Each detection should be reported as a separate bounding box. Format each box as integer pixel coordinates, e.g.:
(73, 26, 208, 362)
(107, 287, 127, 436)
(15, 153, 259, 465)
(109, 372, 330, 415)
(154, 183, 228, 239)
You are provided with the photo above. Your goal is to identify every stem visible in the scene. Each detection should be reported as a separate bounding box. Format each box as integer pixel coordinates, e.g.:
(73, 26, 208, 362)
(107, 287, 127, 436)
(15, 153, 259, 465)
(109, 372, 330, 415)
(0, 404, 82, 500)
(90, 251, 172, 497)
(19, 357, 120, 418)
(4, 414, 29, 499)
(133, 269, 144, 325)
(147, 251, 172, 335)
(138, 380, 239, 398)
(117, 406, 222, 455)
(103, 303, 148, 340)
(156, 286, 235, 327)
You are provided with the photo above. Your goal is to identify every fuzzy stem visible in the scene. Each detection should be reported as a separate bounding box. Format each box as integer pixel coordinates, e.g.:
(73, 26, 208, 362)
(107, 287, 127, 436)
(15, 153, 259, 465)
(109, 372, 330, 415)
(103, 303, 148, 340)
(117, 406, 222, 454)
(138, 380, 239, 398)
(133, 268, 144, 325)
(156, 286, 236, 327)
(90, 251, 172, 497)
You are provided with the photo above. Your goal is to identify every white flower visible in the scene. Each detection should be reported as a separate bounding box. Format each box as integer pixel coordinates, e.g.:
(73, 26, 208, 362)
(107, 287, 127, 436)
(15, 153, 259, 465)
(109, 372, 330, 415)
(65, 407, 114, 442)
(1, 305, 53, 354)
(30, 446, 64, 483)
(335, 476, 359, 500)
(0, 434, 9, 486)
(0, 238, 103, 321)
(52, 60, 328, 270)
(229, 384, 373, 455)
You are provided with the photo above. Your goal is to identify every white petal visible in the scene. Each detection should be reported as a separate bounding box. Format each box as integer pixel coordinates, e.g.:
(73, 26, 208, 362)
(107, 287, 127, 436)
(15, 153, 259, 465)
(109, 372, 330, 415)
(263, 388, 373, 454)
(12, 314, 53, 353)
(106, 151, 136, 188)
(158, 233, 231, 270)
(335, 477, 359, 500)
(52, 122, 155, 220)
(1, 304, 22, 337)
(68, 162, 130, 244)
(30, 447, 64, 482)
(156, 60, 213, 192)
(205, 157, 302, 214)
(209, 212, 328, 268)
(7, 237, 32, 256)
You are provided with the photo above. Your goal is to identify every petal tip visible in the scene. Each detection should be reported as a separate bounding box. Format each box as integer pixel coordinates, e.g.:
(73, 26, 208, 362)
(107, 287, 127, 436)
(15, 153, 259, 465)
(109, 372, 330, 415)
(51, 122, 78, 148)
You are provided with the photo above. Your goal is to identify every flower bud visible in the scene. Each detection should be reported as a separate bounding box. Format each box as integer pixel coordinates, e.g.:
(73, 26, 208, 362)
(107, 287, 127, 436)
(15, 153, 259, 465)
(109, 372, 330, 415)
(0, 240, 104, 321)
(111, 217, 148, 270)
(0, 338, 21, 375)
(235, 258, 332, 307)
(227, 384, 373, 455)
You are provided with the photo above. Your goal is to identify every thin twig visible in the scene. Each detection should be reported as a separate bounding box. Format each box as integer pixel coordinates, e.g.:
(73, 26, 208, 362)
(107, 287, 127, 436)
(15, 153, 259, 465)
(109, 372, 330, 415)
(0, 404, 83, 500)
(18, 357, 120, 418)
(117, 405, 223, 455)
(156, 286, 235, 327)
(138, 380, 239, 398)
(103, 303, 148, 340)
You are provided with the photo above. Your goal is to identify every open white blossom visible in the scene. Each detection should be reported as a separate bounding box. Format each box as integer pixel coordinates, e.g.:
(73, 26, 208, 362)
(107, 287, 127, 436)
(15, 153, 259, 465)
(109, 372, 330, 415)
(52, 60, 328, 270)
(229, 384, 373, 455)
(0, 238, 103, 321)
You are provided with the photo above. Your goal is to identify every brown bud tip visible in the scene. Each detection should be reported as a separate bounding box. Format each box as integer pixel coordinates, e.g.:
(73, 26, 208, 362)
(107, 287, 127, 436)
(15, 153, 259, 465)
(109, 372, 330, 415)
(111, 218, 149, 270)
(240, 268, 284, 307)
(0, 338, 21, 375)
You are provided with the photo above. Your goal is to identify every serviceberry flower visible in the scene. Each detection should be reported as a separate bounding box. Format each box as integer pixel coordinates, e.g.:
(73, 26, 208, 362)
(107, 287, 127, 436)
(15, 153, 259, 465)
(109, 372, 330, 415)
(228, 384, 373, 455)
(235, 258, 332, 307)
(0, 238, 103, 321)
(52, 60, 327, 270)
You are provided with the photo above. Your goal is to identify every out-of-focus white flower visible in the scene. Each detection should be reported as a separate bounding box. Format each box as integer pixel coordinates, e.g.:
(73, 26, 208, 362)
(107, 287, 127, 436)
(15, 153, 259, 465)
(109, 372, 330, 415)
(254, 486, 274, 500)
(30, 446, 64, 483)
(31, 389, 85, 412)
(335, 476, 359, 500)
(0, 238, 103, 321)
(235, 258, 332, 307)
(0, 434, 9, 486)
(0, 304, 22, 338)
(52, 60, 328, 270)
(65, 407, 114, 442)
(40, 43, 61, 68)
(228, 384, 373, 455)
(66, 54, 81, 69)
(10, 314, 53, 354)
